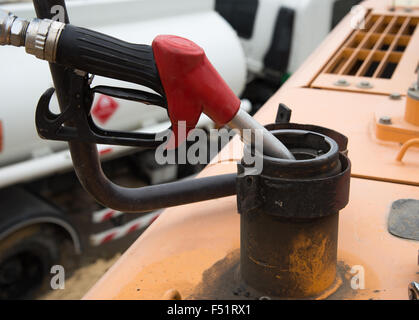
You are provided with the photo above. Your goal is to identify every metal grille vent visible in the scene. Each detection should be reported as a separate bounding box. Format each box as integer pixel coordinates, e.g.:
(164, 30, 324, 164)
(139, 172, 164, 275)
(326, 14, 417, 78)
(311, 12, 419, 95)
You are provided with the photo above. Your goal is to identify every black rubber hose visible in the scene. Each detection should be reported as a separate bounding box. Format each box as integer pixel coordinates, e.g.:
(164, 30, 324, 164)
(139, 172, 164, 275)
(69, 142, 236, 213)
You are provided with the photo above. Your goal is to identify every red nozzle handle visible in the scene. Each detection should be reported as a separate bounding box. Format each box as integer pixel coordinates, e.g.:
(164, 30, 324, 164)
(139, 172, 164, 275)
(152, 35, 241, 147)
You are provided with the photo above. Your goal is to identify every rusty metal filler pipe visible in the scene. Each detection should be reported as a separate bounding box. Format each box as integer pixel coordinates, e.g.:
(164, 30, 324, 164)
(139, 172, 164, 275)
(236, 124, 351, 299)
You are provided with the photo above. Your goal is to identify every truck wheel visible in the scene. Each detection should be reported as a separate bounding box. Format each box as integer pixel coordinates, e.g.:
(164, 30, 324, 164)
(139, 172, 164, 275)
(0, 226, 60, 299)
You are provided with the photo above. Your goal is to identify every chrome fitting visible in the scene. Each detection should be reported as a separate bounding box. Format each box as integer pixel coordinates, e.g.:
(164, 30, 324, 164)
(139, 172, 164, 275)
(0, 10, 15, 45)
(25, 18, 65, 62)
(0, 10, 29, 47)
(0, 10, 65, 62)
(10, 18, 29, 47)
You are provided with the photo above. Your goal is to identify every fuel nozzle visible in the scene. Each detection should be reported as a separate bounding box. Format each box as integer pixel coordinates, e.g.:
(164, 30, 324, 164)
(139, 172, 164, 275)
(152, 35, 295, 159)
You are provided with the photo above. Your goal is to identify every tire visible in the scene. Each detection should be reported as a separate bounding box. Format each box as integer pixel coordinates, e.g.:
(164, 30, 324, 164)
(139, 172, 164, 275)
(0, 225, 60, 299)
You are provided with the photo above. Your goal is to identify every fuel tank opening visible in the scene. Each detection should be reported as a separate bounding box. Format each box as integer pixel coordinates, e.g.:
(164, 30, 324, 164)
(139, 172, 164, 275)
(236, 124, 351, 299)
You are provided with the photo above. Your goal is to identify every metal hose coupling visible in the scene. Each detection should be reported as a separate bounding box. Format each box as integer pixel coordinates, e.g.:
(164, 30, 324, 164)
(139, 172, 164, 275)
(0, 10, 28, 47)
(0, 9, 64, 62)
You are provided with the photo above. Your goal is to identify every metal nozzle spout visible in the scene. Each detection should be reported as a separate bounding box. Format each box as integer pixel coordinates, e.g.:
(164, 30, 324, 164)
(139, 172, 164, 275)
(228, 108, 295, 160)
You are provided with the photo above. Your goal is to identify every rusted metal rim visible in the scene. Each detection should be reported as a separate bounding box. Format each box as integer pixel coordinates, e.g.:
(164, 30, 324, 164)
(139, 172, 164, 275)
(265, 123, 348, 153)
(238, 128, 351, 219)
(242, 129, 341, 180)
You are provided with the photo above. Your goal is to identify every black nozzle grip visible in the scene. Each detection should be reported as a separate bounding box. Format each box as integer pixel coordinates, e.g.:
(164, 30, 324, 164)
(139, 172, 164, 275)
(55, 24, 165, 97)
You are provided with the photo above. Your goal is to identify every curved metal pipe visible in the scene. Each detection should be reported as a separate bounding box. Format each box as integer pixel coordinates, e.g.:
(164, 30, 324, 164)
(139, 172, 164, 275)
(69, 142, 236, 213)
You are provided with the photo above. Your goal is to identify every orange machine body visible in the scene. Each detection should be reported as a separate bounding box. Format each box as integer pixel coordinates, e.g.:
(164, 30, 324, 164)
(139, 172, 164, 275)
(84, 0, 419, 300)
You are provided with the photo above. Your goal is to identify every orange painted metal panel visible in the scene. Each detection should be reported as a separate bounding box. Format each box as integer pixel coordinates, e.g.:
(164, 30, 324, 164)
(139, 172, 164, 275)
(84, 178, 418, 300)
(260, 87, 419, 185)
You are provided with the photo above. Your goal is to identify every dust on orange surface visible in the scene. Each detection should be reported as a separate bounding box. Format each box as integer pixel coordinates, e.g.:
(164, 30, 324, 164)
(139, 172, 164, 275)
(287, 232, 336, 297)
(84, 177, 419, 300)
(114, 248, 237, 299)
(84, 184, 240, 299)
